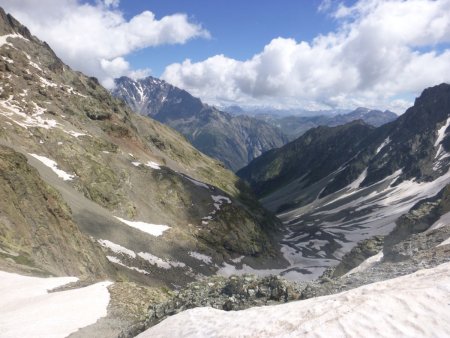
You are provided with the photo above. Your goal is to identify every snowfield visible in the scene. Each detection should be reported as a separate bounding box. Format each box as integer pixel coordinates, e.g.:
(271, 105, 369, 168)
(139, 262, 450, 338)
(0, 271, 112, 338)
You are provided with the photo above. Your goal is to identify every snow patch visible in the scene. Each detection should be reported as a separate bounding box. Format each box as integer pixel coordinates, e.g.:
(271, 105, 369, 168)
(211, 195, 232, 211)
(145, 161, 161, 170)
(230, 256, 245, 263)
(0, 33, 27, 48)
(64, 86, 88, 98)
(201, 194, 233, 221)
(29, 153, 76, 181)
(38, 76, 58, 88)
(0, 270, 111, 338)
(326, 168, 369, 205)
(434, 117, 450, 147)
(0, 98, 58, 130)
(98, 239, 136, 258)
(344, 251, 383, 276)
(433, 147, 450, 170)
(1, 56, 13, 64)
(375, 137, 391, 154)
(348, 168, 368, 190)
(64, 130, 87, 138)
(133, 160, 161, 169)
(28, 60, 43, 72)
(138, 252, 185, 269)
(188, 251, 212, 264)
(114, 216, 170, 237)
(107, 256, 148, 274)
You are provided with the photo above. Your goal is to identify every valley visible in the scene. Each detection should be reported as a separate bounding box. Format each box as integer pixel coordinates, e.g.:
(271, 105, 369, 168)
(237, 84, 450, 279)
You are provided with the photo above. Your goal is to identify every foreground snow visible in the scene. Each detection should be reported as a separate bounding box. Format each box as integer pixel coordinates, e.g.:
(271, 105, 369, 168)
(139, 262, 450, 338)
(0, 271, 112, 338)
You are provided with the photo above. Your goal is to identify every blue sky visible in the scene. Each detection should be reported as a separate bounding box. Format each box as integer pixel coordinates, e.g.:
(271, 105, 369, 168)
(116, 0, 348, 77)
(2, 0, 450, 113)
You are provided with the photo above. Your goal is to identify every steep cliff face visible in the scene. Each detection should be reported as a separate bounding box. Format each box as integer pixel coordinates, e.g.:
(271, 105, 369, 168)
(0, 145, 114, 278)
(112, 76, 289, 171)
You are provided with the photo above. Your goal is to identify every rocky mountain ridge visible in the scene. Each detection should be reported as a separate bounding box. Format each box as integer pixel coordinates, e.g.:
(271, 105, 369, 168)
(112, 76, 289, 171)
(0, 7, 281, 289)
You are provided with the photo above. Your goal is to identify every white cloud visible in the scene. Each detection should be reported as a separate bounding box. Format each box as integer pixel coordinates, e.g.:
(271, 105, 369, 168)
(100, 57, 129, 79)
(162, 0, 450, 113)
(101, 0, 119, 8)
(0, 0, 209, 88)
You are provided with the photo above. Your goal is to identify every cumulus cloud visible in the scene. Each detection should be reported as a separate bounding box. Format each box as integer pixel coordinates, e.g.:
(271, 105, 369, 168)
(0, 0, 209, 87)
(101, 0, 120, 8)
(162, 0, 450, 113)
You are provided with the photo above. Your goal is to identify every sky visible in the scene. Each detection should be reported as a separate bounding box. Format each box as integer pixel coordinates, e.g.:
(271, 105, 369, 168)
(1, 0, 450, 114)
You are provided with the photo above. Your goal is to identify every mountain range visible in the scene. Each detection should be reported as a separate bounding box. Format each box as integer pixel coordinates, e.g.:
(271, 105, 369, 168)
(249, 107, 397, 139)
(112, 76, 289, 171)
(1, 6, 450, 338)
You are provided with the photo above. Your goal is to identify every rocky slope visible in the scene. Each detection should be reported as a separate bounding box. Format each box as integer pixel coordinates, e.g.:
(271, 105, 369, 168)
(238, 120, 374, 198)
(112, 76, 289, 171)
(0, 145, 113, 278)
(0, 7, 281, 289)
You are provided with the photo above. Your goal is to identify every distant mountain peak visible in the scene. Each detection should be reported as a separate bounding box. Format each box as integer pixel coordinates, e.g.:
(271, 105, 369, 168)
(112, 75, 289, 170)
(352, 106, 371, 113)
